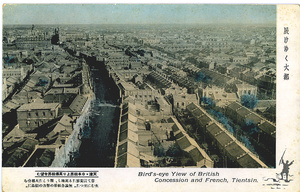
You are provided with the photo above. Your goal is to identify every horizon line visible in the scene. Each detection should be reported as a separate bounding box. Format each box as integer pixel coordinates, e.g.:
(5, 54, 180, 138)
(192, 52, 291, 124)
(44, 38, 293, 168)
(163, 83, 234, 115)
(3, 23, 276, 26)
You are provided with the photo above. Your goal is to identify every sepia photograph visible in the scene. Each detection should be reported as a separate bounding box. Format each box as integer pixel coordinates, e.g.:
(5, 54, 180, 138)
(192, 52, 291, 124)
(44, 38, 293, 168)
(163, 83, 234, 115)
(2, 4, 276, 168)
(1, 3, 299, 192)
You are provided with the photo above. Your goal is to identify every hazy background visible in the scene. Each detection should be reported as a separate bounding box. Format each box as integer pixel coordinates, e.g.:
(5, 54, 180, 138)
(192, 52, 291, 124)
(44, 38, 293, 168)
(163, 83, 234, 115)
(3, 4, 276, 25)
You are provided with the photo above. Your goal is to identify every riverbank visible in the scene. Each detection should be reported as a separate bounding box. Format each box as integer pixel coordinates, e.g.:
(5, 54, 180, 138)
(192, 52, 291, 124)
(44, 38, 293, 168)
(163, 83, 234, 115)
(51, 94, 95, 167)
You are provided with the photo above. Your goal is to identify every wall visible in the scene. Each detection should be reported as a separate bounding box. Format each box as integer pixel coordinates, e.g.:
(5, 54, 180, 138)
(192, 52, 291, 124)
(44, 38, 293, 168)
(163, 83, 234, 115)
(51, 95, 94, 167)
(17, 108, 59, 132)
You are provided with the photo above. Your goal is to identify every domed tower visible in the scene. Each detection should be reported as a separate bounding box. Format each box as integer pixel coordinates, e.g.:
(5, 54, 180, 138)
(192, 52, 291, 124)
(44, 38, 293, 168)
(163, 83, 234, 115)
(54, 27, 59, 35)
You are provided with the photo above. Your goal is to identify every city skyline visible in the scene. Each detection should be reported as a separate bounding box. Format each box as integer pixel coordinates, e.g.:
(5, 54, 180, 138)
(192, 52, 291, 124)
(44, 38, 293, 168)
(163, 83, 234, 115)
(3, 22, 277, 168)
(3, 4, 276, 25)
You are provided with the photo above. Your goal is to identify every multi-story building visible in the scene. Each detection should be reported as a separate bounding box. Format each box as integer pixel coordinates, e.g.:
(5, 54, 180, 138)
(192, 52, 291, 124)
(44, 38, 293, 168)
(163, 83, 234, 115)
(2, 67, 27, 80)
(235, 83, 257, 98)
(17, 102, 61, 132)
(173, 93, 198, 110)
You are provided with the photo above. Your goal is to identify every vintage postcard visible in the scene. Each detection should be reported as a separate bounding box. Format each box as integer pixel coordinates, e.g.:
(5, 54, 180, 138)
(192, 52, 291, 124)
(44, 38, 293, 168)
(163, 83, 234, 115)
(1, 3, 300, 192)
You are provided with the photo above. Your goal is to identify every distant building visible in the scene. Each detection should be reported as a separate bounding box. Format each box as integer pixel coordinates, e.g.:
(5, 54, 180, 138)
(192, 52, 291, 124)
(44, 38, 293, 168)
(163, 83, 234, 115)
(198, 86, 237, 107)
(43, 87, 79, 104)
(165, 86, 187, 96)
(240, 69, 257, 85)
(169, 73, 197, 94)
(235, 83, 257, 98)
(147, 71, 172, 89)
(215, 65, 227, 74)
(3, 124, 28, 149)
(118, 81, 159, 103)
(209, 62, 215, 70)
(232, 57, 248, 65)
(257, 75, 276, 91)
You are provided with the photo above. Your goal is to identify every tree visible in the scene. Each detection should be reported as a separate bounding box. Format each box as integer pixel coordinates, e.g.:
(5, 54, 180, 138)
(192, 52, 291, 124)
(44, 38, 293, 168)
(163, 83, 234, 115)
(208, 109, 234, 134)
(36, 79, 48, 86)
(243, 119, 259, 136)
(195, 72, 212, 83)
(195, 72, 205, 82)
(154, 143, 165, 157)
(241, 94, 259, 109)
(240, 135, 255, 153)
(166, 144, 181, 157)
(201, 97, 215, 108)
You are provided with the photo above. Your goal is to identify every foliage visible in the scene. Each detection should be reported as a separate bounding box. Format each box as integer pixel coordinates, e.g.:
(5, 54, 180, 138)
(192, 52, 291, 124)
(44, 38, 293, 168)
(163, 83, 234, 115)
(208, 109, 234, 134)
(36, 79, 48, 86)
(239, 135, 255, 152)
(242, 119, 259, 136)
(154, 143, 166, 157)
(166, 144, 181, 157)
(4, 56, 15, 64)
(195, 72, 212, 83)
(200, 97, 215, 108)
(241, 94, 259, 109)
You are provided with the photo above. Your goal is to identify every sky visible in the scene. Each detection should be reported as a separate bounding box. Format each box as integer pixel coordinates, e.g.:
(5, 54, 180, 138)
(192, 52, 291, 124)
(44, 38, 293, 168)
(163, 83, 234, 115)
(3, 4, 276, 25)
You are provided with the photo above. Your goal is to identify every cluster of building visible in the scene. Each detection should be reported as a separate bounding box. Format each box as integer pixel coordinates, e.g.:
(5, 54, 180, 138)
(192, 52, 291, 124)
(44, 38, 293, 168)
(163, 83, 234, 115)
(225, 101, 276, 154)
(186, 103, 267, 168)
(115, 98, 213, 167)
(3, 23, 276, 168)
(79, 36, 214, 167)
(2, 25, 94, 167)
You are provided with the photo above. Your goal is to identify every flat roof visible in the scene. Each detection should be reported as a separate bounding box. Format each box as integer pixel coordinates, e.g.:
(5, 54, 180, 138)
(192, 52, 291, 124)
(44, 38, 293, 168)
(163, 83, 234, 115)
(119, 81, 137, 91)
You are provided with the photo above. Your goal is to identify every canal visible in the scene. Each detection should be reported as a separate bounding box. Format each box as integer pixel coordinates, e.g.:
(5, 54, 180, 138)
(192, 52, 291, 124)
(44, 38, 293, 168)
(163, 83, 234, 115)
(73, 60, 120, 167)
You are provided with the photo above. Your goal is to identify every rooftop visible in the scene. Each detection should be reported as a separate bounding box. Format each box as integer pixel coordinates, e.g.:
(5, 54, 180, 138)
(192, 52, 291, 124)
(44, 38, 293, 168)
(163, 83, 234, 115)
(236, 83, 257, 89)
(18, 102, 60, 111)
(236, 107, 251, 117)
(227, 101, 242, 111)
(258, 121, 276, 137)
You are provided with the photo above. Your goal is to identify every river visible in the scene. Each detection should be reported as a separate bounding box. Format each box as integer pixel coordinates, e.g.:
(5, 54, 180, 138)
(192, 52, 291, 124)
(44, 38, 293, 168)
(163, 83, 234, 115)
(72, 60, 120, 167)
